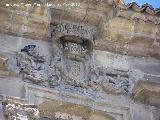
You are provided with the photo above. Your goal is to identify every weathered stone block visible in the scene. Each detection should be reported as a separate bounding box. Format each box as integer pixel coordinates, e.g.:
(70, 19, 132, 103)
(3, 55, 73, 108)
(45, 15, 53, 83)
(28, 19, 48, 30)
(12, 14, 26, 25)
(0, 54, 9, 69)
(109, 17, 133, 33)
(0, 9, 10, 22)
(38, 101, 116, 120)
(0, 9, 11, 32)
(10, 23, 23, 34)
(157, 25, 160, 37)
(133, 80, 160, 107)
(32, 6, 45, 16)
(0, 70, 17, 77)
(0, 4, 49, 40)
(135, 21, 155, 35)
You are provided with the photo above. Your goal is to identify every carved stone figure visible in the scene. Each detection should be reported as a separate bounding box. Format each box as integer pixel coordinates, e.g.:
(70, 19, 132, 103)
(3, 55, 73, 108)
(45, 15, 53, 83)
(51, 32, 133, 95)
(17, 44, 133, 95)
(17, 45, 60, 88)
(90, 67, 132, 94)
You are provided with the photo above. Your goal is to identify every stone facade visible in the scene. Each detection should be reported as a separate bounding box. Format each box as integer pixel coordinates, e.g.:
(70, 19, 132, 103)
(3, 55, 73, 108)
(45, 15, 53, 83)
(0, 0, 160, 120)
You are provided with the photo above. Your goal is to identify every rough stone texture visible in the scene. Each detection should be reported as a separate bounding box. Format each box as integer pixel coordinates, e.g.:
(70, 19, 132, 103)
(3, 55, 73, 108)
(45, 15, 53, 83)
(0, 0, 159, 59)
(3, 99, 39, 120)
(0, 95, 4, 120)
(0, 0, 160, 120)
(133, 80, 160, 107)
(0, 0, 50, 40)
(0, 32, 159, 120)
(38, 101, 116, 120)
(0, 54, 9, 69)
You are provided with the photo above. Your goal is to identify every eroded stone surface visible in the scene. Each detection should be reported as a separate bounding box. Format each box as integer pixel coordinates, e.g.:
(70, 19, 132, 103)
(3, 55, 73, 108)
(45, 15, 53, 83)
(17, 45, 60, 87)
(4, 100, 39, 120)
(0, 54, 9, 69)
(0, 0, 160, 120)
(16, 41, 144, 95)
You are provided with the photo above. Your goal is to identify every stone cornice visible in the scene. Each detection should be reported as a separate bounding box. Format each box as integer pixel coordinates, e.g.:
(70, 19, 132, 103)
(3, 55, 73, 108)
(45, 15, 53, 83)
(116, 2, 160, 24)
(126, 2, 160, 16)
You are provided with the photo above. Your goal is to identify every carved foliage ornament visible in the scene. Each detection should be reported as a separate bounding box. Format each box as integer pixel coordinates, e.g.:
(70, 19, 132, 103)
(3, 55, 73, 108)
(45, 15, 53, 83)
(16, 43, 132, 95)
(16, 42, 134, 96)
(17, 45, 60, 88)
(51, 21, 98, 42)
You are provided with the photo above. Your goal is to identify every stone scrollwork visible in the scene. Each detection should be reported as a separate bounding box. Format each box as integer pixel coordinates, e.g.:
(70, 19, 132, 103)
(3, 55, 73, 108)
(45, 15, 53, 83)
(16, 42, 133, 95)
(90, 67, 132, 95)
(16, 43, 133, 95)
(53, 20, 98, 42)
(17, 45, 60, 88)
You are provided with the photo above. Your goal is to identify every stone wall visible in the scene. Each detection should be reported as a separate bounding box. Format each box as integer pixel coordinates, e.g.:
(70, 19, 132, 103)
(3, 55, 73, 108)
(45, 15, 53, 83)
(0, 32, 159, 120)
(0, 0, 50, 40)
(0, 0, 160, 120)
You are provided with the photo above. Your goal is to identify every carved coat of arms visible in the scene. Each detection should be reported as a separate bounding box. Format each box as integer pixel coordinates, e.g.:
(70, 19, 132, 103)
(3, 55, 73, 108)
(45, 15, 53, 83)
(60, 36, 92, 83)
